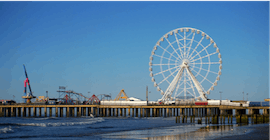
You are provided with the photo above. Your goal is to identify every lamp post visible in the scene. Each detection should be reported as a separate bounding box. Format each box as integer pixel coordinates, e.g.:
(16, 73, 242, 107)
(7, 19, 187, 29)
(242, 92, 244, 101)
(146, 86, 152, 105)
(219, 91, 222, 100)
(146, 86, 148, 105)
(246, 93, 248, 101)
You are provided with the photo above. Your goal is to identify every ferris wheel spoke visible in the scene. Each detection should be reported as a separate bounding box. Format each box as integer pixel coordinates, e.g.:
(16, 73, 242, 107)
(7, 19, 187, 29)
(175, 90, 184, 98)
(153, 65, 180, 76)
(174, 74, 187, 97)
(185, 79, 193, 88)
(152, 63, 176, 66)
(186, 32, 195, 59)
(174, 32, 184, 58)
(190, 42, 212, 60)
(189, 42, 212, 61)
(184, 30, 187, 58)
(185, 81, 197, 97)
(187, 73, 197, 98)
(174, 79, 181, 98)
(176, 38, 185, 47)
(186, 76, 195, 97)
(186, 90, 195, 97)
(158, 45, 180, 61)
(186, 31, 193, 38)
(176, 78, 185, 88)
(190, 65, 218, 75)
(190, 52, 218, 62)
(153, 54, 177, 62)
(186, 40, 191, 46)
(187, 36, 204, 59)
(190, 62, 220, 65)
(191, 69, 214, 85)
(176, 32, 184, 39)
(158, 68, 180, 85)
(165, 37, 183, 59)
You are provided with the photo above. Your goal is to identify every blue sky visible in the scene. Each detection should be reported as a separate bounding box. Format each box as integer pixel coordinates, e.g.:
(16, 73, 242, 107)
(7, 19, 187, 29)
(0, 1, 268, 102)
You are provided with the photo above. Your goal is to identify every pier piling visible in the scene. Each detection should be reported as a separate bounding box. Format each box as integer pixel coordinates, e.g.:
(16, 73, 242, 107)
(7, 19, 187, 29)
(39, 107, 41, 117)
(33, 107, 36, 117)
(49, 107, 52, 117)
(55, 107, 58, 117)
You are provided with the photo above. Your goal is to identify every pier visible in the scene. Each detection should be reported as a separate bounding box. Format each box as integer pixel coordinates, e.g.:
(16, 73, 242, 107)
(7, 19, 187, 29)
(0, 105, 269, 118)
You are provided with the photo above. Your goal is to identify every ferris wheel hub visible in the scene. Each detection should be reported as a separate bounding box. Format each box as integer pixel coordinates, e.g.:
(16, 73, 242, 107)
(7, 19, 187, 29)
(181, 59, 190, 67)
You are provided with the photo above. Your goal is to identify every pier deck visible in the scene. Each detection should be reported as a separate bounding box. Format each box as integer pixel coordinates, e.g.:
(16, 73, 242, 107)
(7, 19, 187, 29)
(0, 105, 269, 117)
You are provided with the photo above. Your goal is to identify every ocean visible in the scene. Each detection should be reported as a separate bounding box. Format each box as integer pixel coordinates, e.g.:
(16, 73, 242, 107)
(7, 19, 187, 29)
(0, 116, 268, 140)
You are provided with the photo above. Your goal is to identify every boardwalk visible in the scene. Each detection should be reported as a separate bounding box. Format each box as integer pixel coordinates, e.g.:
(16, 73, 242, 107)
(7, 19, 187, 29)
(0, 105, 269, 118)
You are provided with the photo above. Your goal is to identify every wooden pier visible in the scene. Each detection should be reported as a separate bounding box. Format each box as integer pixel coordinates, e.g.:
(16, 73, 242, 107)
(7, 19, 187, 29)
(0, 105, 269, 118)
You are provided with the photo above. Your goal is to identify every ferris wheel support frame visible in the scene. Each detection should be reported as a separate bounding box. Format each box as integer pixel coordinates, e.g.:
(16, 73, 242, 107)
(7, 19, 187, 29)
(161, 63, 207, 102)
(161, 67, 184, 101)
(185, 66, 207, 101)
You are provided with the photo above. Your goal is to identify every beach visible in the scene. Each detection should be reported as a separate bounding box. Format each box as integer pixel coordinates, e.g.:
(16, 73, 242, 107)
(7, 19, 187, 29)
(0, 117, 269, 140)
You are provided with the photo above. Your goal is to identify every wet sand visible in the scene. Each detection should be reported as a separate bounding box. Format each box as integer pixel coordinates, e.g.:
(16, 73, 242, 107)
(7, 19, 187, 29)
(98, 118, 269, 140)
(215, 124, 269, 140)
(143, 123, 269, 140)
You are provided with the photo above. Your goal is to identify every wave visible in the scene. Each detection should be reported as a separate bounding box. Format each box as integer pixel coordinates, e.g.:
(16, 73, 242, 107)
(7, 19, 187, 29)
(16, 117, 105, 127)
(33, 118, 50, 120)
(0, 126, 14, 134)
(33, 117, 58, 120)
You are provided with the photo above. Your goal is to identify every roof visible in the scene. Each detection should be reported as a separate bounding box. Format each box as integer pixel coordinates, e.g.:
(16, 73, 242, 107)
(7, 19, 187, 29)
(129, 97, 142, 101)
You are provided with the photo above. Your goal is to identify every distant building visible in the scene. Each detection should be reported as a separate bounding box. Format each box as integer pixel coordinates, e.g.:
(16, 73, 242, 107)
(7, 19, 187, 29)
(0, 100, 16, 105)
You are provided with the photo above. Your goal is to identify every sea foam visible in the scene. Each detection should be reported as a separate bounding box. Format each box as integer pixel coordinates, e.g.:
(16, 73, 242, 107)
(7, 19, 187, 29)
(0, 126, 14, 133)
(17, 117, 104, 127)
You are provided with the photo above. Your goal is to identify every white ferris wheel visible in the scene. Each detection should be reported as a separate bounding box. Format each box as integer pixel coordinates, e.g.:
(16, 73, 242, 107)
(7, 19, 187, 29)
(149, 27, 222, 102)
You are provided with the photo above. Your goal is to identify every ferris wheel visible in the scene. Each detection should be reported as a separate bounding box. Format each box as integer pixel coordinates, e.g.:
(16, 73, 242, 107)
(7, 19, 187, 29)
(149, 27, 222, 102)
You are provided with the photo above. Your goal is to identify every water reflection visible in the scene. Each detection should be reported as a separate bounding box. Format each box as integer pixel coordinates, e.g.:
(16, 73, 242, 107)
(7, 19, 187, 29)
(100, 117, 257, 140)
(101, 124, 251, 140)
(146, 125, 249, 140)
